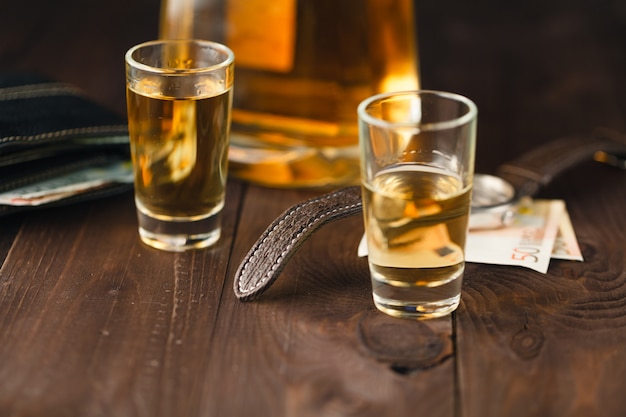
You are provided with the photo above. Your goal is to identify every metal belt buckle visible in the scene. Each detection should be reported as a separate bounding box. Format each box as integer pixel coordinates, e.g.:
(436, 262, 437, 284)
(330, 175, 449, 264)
(469, 174, 517, 230)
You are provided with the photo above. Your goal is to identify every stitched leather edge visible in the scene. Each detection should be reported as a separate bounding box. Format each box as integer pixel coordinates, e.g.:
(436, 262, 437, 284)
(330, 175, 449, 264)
(234, 186, 363, 301)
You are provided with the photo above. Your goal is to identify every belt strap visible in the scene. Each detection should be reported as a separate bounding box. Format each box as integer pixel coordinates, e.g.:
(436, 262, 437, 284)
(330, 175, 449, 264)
(234, 130, 626, 301)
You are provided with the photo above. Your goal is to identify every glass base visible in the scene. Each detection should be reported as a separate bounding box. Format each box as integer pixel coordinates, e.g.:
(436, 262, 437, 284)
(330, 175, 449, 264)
(372, 293, 460, 320)
(136, 207, 222, 252)
(369, 264, 464, 320)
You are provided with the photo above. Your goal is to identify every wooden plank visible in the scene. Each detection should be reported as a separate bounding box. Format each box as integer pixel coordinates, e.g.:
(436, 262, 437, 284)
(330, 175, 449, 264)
(0, 182, 243, 416)
(0, 183, 456, 416)
(200, 185, 456, 417)
(457, 163, 626, 417)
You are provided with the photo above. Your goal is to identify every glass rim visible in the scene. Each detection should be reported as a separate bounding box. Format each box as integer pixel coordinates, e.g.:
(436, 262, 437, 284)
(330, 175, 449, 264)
(357, 90, 478, 131)
(125, 39, 235, 74)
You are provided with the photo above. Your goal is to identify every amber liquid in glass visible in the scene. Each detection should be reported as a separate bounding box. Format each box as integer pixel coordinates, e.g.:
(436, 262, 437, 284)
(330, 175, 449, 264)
(362, 164, 471, 318)
(126, 78, 232, 250)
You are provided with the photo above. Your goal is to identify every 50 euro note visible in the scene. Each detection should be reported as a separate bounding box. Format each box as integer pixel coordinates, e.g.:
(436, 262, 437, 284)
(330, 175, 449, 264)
(551, 208, 584, 262)
(465, 199, 583, 273)
(359, 199, 583, 274)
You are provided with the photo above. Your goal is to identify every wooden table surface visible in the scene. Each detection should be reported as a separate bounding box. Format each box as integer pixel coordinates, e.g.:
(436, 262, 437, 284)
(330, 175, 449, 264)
(2, 1, 626, 416)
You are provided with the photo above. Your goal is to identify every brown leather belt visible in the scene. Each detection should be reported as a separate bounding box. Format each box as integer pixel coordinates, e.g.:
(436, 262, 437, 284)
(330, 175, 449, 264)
(234, 128, 626, 301)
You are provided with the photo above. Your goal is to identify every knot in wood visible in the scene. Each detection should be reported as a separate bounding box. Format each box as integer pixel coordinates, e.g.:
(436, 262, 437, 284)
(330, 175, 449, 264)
(510, 326, 545, 360)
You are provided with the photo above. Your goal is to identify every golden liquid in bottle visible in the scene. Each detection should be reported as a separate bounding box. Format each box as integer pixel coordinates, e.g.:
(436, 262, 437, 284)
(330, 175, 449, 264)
(161, 0, 420, 188)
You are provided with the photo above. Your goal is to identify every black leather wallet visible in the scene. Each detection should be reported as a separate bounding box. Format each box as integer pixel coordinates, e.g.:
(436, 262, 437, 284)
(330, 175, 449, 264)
(0, 73, 132, 216)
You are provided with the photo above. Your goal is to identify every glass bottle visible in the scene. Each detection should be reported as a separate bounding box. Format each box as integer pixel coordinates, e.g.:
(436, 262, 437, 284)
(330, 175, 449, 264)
(160, 0, 420, 188)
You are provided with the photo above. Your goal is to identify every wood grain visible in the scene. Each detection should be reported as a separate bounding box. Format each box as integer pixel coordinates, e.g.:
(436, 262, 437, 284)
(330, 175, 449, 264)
(457, 164, 626, 417)
(0, 181, 243, 416)
(205, 185, 455, 416)
(1, 0, 626, 416)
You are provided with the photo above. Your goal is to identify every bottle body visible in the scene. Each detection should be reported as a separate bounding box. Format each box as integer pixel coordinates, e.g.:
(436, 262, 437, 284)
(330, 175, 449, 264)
(161, 0, 420, 188)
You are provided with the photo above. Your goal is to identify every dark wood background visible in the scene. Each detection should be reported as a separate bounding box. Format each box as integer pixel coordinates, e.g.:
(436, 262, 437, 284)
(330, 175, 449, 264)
(1, 1, 626, 416)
